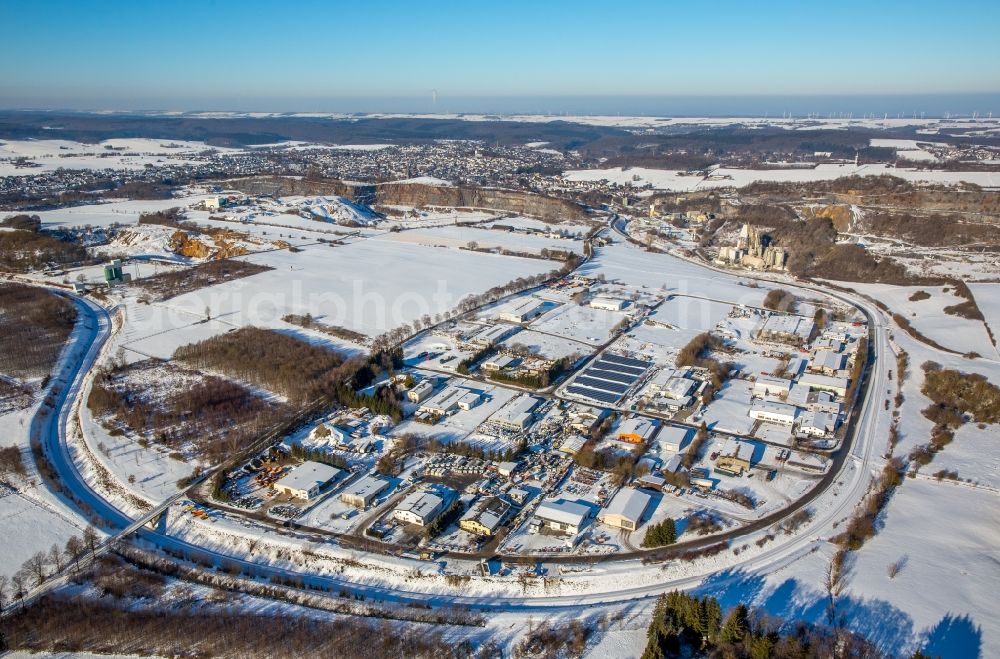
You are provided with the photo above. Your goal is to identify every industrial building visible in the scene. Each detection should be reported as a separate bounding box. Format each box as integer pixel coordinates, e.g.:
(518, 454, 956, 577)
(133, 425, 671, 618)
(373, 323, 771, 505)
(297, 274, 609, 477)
(532, 500, 590, 536)
(274, 461, 341, 501)
(393, 490, 448, 526)
(467, 323, 513, 348)
(755, 314, 815, 346)
(749, 400, 799, 426)
(482, 354, 519, 373)
(459, 497, 513, 537)
(566, 352, 652, 405)
(598, 488, 651, 531)
(716, 438, 755, 476)
(558, 434, 589, 455)
(753, 375, 792, 397)
(808, 351, 846, 376)
(407, 379, 434, 403)
(102, 259, 131, 286)
(491, 394, 541, 432)
(798, 373, 849, 397)
(590, 296, 627, 311)
(339, 475, 390, 509)
(498, 297, 546, 323)
(656, 425, 692, 453)
(419, 386, 482, 417)
(617, 416, 659, 444)
(799, 410, 837, 438)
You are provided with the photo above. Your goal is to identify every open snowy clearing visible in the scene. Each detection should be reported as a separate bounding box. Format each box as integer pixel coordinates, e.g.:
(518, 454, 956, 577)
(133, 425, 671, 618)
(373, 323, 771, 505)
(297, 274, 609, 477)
(969, 283, 1000, 345)
(30, 194, 216, 230)
(155, 241, 554, 337)
(0, 138, 239, 176)
(376, 225, 582, 256)
(845, 282, 998, 357)
(564, 163, 1000, 191)
(580, 239, 771, 308)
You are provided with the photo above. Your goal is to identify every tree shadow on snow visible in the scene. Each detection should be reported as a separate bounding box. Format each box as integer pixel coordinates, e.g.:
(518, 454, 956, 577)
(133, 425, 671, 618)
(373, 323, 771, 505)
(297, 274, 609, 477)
(920, 614, 983, 659)
(692, 568, 925, 655)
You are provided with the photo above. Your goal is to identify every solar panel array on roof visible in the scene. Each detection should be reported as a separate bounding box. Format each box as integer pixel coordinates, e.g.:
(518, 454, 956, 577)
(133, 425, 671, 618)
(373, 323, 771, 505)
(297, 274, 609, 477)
(566, 353, 654, 405)
(600, 353, 652, 370)
(593, 359, 646, 376)
(575, 376, 629, 394)
(567, 386, 620, 404)
(586, 368, 637, 384)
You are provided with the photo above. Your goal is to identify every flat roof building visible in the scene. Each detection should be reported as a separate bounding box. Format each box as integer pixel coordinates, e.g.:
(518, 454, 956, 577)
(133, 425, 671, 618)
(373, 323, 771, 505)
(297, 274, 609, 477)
(809, 351, 846, 376)
(598, 488, 651, 531)
(590, 296, 627, 311)
(482, 354, 518, 373)
(339, 475, 390, 509)
(467, 323, 513, 347)
(393, 490, 448, 527)
(274, 461, 341, 501)
(799, 410, 836, 437)
(617, 416, 659, 444)
(498, 298, 546, 323)
(491, 395, 541, 432)
(657, 425, 692, 453)
(750, 400, 799, 426)
(420, 386, 479, 417)
(533, 500, 590, 536)
(755, 314, 815, 346)
(798, 373, 849, 397)
(496, 461, 518, 478)
(753, 375, 792, 397)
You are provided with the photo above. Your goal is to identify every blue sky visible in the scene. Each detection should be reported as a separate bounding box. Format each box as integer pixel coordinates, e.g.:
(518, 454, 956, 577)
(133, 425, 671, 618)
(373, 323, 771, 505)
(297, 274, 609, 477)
(2, 0, 998, 112)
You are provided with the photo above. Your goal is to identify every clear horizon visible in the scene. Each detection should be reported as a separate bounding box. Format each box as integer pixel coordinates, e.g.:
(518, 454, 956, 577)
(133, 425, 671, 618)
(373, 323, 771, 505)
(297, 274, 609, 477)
(2, 0, 998, 114)
(3, 94, 999, 119)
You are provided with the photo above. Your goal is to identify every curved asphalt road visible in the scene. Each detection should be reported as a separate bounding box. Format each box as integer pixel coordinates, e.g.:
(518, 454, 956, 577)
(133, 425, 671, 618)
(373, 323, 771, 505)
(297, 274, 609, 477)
(28, 236, 893, 613)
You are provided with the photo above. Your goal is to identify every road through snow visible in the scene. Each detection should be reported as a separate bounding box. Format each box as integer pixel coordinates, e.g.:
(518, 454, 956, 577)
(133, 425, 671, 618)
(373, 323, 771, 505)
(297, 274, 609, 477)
(27, 235, 892, 614)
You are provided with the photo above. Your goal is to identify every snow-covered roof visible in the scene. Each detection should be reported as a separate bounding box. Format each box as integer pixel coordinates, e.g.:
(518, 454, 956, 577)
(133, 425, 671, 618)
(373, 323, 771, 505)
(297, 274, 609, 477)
(754, 374, 792, 392)
(601, 488, 651, 523)
(396, 491, 444, 517)
(618, 416, 659, 439)
(758, 314, 814, 340)
(799, 373, 849, 391)
(721, 438, 755, 463)
(657, 424, 692, 449)
(341, 475, 389, 499)
(275, 461, 340, 493)
(811, 351, 846, 371)
(493, 395, 541, 425)
(535, 500, 589, 527)
(750, 400, 799, 420)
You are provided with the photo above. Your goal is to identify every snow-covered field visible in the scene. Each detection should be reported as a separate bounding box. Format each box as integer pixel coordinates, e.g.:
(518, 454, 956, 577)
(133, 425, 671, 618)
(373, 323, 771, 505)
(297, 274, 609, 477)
(31, 194, 216, 230)
(564, 163, 1000, 191)
(0, 138, 239, 176)
(845, 282, 999, 358)
(152, 241, 553, 337)
(580, 239, 771, 308)
(529, 303, 626, 346)
(377, 225, 582, 256)
(969, 283, 1000, 344)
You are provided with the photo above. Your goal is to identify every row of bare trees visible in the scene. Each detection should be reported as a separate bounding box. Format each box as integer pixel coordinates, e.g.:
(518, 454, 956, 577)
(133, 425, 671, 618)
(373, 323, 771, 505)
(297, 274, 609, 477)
(370, 261, 578, 354)
(0, 526, 100, 613)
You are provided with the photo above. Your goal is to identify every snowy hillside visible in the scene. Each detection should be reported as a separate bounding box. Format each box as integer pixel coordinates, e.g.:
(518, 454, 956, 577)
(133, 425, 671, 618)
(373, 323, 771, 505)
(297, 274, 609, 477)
(301, 196, 381, 227)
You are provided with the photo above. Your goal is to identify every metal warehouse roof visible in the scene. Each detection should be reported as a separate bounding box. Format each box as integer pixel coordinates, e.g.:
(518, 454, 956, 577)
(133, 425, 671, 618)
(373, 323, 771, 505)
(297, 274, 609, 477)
(534, 499, 590, 527)
(341, 475, 389, 499)
(601, 488, 651, 522)
(275, 461, 341, 492)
